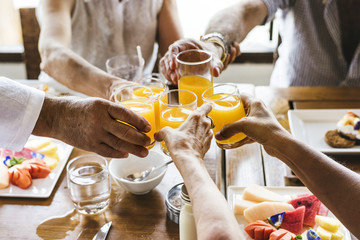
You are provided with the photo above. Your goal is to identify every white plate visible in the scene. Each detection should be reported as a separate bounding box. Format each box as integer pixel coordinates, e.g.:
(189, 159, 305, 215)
(0, 136, 73, 198)
(288, 109, 360, 154)
(227, 186, 351, 239)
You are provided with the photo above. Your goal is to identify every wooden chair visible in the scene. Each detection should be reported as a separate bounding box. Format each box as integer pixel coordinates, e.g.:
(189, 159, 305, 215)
(19, 8, 41, 79)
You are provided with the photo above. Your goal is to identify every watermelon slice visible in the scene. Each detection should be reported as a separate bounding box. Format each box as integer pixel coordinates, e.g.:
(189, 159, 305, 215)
(280, 206, 305, 235)
(288, 194, 321, 227)
(318, 203, 329, 216)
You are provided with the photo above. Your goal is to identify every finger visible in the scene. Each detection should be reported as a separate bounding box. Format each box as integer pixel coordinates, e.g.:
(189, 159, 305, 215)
(105, 119, 151, 146)
(220, 137, 254, 149)
(108, 103, 152, 133)
(215, 119, 246, 140)
(170, 71, 179, 84)
(154, 127, 172, 142)
(103, 132, 149, 158)
(94, 143, 130, 158)
(210, 59, 223, 77)
(196, 103, 213, 116)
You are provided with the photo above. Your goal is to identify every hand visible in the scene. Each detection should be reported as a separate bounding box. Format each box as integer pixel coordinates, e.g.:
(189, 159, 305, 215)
(34, 96, 152, 158)
(159, 39, 224, 84)
(215, 94, 291, 156)
(155, 104, 213, 160)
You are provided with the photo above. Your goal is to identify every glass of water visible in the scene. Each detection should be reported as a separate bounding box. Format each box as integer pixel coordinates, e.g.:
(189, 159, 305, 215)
(106, 54, 145, 82)
(66, 155, 111, 215)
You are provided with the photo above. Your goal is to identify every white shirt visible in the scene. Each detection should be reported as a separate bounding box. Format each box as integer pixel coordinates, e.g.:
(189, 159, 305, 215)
(262, 0, 360, 87)
(0, 77, 45, 151)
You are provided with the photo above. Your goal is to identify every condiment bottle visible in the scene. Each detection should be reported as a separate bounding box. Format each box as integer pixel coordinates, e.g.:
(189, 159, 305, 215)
(179, 185, 197, 240)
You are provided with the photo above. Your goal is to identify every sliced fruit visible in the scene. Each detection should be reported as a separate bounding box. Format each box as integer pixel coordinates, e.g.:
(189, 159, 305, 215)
(244, 220, 277, 240)
(316, 226, 332, 240)
(318, 203, 329, 216)
(244, 201, 294, 223)
(331, 230, 344, 240)
(36, 143, 58, 156)
(43, 155, 59, 170)
(243, 184, 287, 202)
(288, 194, 321, 227)
(25, 139, 51, 152)
(280, 206, 305, 235)
(315, 215, 341, 233)
(234, 198, 257, 215)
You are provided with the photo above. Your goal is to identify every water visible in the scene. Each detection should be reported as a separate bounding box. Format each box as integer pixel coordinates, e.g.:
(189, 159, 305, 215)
(68, 165, 111, 215)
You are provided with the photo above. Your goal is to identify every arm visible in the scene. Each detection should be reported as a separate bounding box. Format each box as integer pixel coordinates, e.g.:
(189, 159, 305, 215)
(155, 104, 244, 240)
(216, 94, 360, 237)
(159, 0, 267, 84)
(38, 0, 126, 99)
(33, 96, 151, 158)
(157, 0, 183, 57)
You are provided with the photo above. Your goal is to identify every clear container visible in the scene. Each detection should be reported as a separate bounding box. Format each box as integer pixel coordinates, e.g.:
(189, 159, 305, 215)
(179, 185, 197, 240)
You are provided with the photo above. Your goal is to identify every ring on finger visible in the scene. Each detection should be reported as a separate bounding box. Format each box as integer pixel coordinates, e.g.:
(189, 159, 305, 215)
(206, 115, 215, 128)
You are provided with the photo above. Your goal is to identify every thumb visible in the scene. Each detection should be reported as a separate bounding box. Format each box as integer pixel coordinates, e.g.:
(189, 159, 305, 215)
(155, 127, 172, 142)
(215, 118, 246, 140)
(210, 59, 223, 77)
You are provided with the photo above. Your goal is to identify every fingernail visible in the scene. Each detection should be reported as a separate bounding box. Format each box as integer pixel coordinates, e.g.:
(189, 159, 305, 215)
(140, 149, 148, 157)
(144, 125, 151, 132)
(215, 132, 224, 140)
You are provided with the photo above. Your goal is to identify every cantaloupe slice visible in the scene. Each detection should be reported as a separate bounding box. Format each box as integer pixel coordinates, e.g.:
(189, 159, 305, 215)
(234, 198, 257, 215)
(243, 184, 287, 202)
(243, 201, 294, 223)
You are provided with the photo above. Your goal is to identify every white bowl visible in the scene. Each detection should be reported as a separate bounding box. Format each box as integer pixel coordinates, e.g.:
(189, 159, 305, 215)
(109, 151, 168, 195)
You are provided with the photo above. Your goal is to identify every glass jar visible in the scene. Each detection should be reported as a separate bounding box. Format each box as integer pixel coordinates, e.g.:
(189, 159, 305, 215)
(179, 185, 197, 240)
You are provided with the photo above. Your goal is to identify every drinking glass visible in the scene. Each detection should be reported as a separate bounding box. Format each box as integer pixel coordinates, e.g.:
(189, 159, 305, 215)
(202, 83, 246, 149)
(106, 55, 145, 82)
(142, 75, 167, 131)
(176, 49, 213, 106)
(67, 155, 111, 215)
(114, 84, 156, 149)
(159, 89, 197, 155)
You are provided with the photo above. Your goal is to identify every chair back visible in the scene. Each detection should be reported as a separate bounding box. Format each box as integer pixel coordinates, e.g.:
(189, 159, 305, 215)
(19, 8, 41, 79)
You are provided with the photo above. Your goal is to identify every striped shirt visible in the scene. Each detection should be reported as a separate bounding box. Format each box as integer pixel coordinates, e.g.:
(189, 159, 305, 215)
(262, 0, 360, 87)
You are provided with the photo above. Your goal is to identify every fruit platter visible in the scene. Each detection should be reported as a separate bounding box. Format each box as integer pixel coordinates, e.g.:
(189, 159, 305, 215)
(228, 184, 351, 240)
(0, 136, 73, 198)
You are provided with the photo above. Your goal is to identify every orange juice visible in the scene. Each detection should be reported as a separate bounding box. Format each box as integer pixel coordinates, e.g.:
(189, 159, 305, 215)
(134, 86, 165, 131)
(178, 76, 212, 106)
(159, 107, 193, 154)
(207, 94, 246, 146)
(120, 99, 156, 149)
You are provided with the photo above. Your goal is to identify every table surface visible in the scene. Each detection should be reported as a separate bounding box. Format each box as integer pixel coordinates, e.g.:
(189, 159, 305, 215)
(1, 84, 360, 239)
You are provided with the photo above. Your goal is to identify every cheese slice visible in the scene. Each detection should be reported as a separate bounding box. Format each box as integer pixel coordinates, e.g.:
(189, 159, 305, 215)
(0, 163, 9, 189)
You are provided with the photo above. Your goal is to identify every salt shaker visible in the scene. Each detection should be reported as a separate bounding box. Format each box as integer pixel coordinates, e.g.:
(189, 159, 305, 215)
(179, 185, 197, 240)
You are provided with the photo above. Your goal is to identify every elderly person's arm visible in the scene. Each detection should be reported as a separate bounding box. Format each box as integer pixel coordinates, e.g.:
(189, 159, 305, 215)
(160, 0, 267, 84)
(38, 0, 127, 99)
(155, 104, 245, 240)
(216, 94, 360, 238)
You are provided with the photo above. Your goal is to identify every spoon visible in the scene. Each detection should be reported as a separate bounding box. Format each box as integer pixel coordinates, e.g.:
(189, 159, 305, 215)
(123, 160, 173, 182)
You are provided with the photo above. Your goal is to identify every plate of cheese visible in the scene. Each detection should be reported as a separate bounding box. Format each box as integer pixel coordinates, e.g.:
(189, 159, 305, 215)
(227, 184, 351, 240)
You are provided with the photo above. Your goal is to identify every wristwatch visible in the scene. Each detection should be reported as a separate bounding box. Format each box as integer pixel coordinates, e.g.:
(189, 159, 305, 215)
(201, 32, 229, 62)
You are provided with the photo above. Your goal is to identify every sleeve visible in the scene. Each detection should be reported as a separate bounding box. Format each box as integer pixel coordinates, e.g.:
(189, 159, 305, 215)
(261, 0, 295, 23)
(0, 77, 45, 151)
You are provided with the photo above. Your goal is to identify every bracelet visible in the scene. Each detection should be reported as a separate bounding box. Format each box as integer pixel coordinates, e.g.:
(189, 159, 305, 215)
(201, 32, 229, 62)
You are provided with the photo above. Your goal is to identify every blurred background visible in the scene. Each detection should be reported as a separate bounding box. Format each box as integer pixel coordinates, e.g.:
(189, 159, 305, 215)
(0, 0, 278, 85)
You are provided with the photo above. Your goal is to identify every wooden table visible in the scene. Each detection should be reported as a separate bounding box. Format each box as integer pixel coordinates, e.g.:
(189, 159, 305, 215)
(0, 142, 221, 240)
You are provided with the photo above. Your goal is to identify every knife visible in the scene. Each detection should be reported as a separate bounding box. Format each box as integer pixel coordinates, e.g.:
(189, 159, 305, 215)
(92, 221, 112, 240)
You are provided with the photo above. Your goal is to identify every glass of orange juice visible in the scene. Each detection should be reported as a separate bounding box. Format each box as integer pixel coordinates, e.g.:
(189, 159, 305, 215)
(114, 84, 156, 149)
(202, 83, 246, 149)
(176, 49, 213, 107)
(141, 75, 167, 131)
(159, 89, 197, 155)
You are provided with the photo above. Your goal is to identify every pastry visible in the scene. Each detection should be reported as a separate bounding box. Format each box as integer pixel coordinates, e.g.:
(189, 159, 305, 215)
(324, 129, 356, 148)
